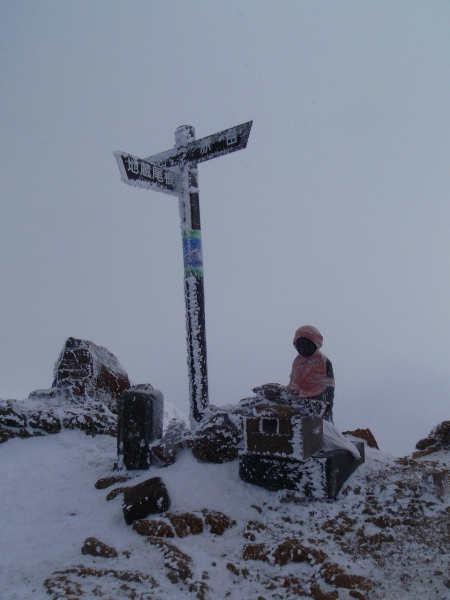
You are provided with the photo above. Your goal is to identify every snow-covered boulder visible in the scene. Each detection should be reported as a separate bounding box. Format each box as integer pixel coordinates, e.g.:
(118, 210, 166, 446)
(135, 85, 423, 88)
(122, 477, 170, 525)
(192, 412, 241, 464)
(341, 427, 379, 449)
(30, 337, 131, 412)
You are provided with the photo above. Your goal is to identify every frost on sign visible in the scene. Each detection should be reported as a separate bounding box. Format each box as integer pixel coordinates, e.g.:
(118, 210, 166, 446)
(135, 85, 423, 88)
(113, 152, 180, 196)
(144, 121, 253, 168)
(199, 140, 211, 155)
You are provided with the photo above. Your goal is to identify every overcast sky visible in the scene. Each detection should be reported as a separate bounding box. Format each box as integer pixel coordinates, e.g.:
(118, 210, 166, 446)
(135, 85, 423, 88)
(1, 1, 449, 456)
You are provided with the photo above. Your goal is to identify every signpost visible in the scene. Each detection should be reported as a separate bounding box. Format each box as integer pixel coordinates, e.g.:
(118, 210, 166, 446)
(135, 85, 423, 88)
(114, 121, 252, 426)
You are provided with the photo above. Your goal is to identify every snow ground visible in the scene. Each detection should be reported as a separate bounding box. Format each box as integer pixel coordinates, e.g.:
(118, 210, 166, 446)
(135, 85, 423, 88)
(1, 428, 450, 599)
(0, 429, 277, 599)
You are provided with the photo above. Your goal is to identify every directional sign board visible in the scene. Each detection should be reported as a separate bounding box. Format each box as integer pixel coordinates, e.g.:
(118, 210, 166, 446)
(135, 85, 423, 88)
(145, 121, 253, 168)
(113, 152, 181, 196)
(114, 120, 252, 426)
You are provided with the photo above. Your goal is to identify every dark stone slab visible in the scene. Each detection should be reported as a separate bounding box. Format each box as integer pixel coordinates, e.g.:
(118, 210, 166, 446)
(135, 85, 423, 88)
(239, 442, 365, 499)
(118, 387, 164, 470)
(239, 453, 327, 496)
(317, 442, 365, 499)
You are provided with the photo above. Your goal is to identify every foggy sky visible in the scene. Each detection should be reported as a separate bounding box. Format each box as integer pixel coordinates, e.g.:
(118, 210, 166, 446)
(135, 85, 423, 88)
(1, 1, 450, 456)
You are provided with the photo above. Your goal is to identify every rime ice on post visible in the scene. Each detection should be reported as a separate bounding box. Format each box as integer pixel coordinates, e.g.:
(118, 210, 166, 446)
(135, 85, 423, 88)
(175, 125, 208, 425)
(114, 121, 253, 427)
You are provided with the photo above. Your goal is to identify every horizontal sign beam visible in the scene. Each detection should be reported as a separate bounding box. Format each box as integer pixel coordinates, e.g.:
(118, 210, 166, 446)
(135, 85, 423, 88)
(113, 152, 181, 196)
(145, 120, 253, 168)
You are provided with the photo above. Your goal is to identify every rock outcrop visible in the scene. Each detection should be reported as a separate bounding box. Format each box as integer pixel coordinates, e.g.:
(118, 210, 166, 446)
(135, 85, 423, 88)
(30, 337, 131, 413)
(414, 421, 450, 458)
(342, 428, 379, 449)
(0, 338, 137, 442)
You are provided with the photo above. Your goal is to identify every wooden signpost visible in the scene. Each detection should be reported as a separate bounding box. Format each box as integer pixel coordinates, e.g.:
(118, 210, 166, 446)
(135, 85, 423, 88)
(114, 121, 252, 426)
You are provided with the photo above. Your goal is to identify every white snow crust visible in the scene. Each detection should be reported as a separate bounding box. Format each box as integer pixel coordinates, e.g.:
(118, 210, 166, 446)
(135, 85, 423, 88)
(1, 429, 450, 599)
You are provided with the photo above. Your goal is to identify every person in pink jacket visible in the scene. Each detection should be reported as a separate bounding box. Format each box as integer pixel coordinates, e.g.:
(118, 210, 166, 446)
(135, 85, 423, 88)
(287, 325, 335, 422)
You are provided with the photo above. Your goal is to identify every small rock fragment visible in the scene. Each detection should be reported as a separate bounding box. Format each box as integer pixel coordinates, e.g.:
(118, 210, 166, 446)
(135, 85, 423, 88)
(95, 475, 131, 490)
(81, 537, 118, 558)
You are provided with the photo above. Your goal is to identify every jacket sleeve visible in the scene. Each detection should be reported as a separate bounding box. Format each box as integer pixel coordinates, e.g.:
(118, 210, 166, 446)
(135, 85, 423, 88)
(326, 359, 334, 381)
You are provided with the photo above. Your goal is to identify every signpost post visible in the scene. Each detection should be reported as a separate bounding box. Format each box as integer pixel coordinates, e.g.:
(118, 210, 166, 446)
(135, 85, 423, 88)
(114, 120, 252, 426)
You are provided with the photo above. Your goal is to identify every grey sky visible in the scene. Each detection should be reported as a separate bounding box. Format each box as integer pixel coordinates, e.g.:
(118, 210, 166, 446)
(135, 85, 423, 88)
(1, 1, 449, 456)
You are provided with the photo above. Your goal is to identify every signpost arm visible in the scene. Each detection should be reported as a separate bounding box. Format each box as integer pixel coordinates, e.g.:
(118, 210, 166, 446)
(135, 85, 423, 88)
(176, 126, 209, 426)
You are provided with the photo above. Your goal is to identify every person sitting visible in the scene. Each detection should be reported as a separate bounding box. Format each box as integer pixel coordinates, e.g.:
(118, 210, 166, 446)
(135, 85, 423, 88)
(287, 325, 335, 422)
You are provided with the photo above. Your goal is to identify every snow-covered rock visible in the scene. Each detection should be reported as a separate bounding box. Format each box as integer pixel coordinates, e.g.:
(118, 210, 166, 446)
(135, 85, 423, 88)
(122, 477, 171, 525)
(413, 420, 450, 458)
(0, 338, 184, 443)
(30, 337, 131, 412)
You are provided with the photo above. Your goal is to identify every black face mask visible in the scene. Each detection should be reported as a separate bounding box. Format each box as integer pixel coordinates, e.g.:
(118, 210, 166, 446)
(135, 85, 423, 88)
(295, 337, 317, 357)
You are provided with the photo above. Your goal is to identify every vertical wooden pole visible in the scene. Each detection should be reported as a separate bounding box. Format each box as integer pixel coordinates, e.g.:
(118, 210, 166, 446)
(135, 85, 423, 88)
(176, 126, 209, 426)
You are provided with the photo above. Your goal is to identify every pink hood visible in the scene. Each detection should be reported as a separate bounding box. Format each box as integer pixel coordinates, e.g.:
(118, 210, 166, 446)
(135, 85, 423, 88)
(293, 325, 323, 350)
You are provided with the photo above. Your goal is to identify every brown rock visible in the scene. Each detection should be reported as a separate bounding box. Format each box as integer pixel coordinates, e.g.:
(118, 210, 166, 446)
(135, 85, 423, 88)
(17, 428, 33, 438)
(415, 421, 450, 456)
(342, 428, 379, 449)
(0, 406, 27, 428)
(150, 419, 190, 466)
(95, 475, 131, 490)
(123, 477, 170, 525)
(243, 520, 266, 541)
(192, 419, 240, 464)
(366, 515, 399, 529)
(147, 537, 192, 582)
(226, 562, 240, 576)
(106, 487, 126, 501)
(252, 384, 328, 417)
(201, 509, 236, 535)
(63, 410, 116, 436)
(310, 586, 339, 600)
(252, 383, 302, 404)
(272, 539, 327, 566)
(132, 519, 174, 538)
(49, 337, 130, 412)
(243, 543, 269, 561)
(349, 591, 367, 600)
(0, 428, 16, 443)
(28, 388, 64, 401)
(166, 512, 204, 537)
(81, 537, 118, 558)
(27, 411, 61, 434)
(320, 562, 372, 591)
(188, 581, 210, 600)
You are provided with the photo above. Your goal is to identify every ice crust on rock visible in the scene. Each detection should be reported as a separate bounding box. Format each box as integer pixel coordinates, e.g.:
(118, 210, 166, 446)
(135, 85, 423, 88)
(49, 337, 131, 412)
(0, 338, 186, 443)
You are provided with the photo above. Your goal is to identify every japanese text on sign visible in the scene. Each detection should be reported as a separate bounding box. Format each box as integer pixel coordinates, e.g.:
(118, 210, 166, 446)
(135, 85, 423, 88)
(114, 152, 180, 196)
